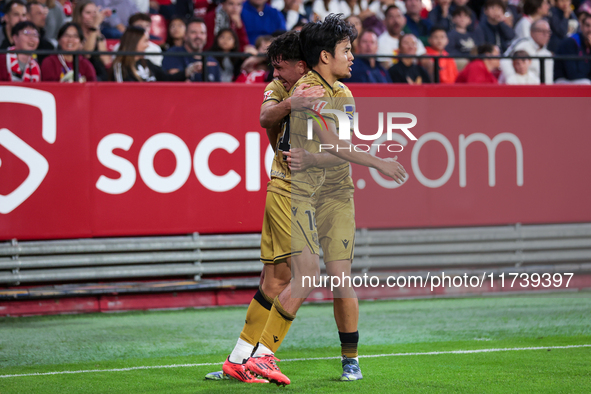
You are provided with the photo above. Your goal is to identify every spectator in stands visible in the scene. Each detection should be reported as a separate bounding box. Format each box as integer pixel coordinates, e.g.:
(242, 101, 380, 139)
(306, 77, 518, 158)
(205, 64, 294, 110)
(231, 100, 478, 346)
(502, 0, 521, 28)
(26, 1, 56, 64)
(110, 26, 198, 81)
(205, 0, 255, 54)
(554, 12, 591, 84)
(423, 26, 458, 82)
(500, 50, 540, 84)
(480, 0, 514, 52)
(343, 29, 392, 82)
(548, 0, 579, 52)
(345, 14, 362, 53)
(41, 22, 97, 81)
(162, 18, 221, 82)
(282, 0, 308, 31)
(235, 34, 273, 82)
(37, 0, 66, 44)
(368, 0, 407, 21)
(209, 28, 243, 81)
(113, 13, 163, 66)
(446, 6, 484, 63)
(453, 0, 478, 31)
(404, 0, 432, 45)
(241, 0, 286, 45)
(514, 0, 550, 39)
(429, 0, 453, 31)
(388, 33, 431, 83)
(162, 16, 185, 51)
(94, 0, 138, 38)
(455, 43, 499, 82)
(0, 21, 41, 82)
(500, 19, 553, 84)
(312, 0, 373, 21)
(73, 0, 112, 81)
(0, 0, 27, 49)
(378, 5, 426, 68)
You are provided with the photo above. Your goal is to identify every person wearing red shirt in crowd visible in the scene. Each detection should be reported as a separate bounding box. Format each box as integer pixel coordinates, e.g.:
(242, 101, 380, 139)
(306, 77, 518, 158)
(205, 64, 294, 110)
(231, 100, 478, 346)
(205, 0, 256, 54)
(0, 21, 42, 82)
(455, 43, 499, 83)
(41, 22, 97, 82)
(422, 26, 458, 83)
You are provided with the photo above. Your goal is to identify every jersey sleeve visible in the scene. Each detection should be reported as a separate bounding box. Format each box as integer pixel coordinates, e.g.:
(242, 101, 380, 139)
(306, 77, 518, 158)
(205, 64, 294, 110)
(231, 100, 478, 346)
(262, 80, 287, 106)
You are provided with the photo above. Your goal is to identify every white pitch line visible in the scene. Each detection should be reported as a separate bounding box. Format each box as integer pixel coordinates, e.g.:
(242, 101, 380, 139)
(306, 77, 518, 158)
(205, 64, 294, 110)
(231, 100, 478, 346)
(1, 344, 590, 379)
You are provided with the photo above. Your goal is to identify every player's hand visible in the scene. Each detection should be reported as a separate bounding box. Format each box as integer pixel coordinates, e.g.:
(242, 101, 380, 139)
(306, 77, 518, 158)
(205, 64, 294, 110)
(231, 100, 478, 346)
(290, 84, 325, 111)
(285, 148, 315, 171)
(376, 156, 407, 184)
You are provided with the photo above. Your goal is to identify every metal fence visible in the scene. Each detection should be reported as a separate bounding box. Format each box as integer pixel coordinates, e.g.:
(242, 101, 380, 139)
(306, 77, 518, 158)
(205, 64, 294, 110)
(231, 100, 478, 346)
(2, 223, 590, 289)
(2, 49, 589, 84)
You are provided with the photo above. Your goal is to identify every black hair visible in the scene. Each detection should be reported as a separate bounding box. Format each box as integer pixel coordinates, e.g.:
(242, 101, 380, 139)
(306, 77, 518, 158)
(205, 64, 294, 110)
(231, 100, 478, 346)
(384, 5, 401, 18)
(299, 13, 357, 69)
(4, 0, 26, 14)
(26, 0, 45, 13)
(580, 12, 591, 25)
(57, 22, 84, 41)
(512, 50, 530, 59)
(477, 43, 496, 55)
(452, 5, 472, 18)
(210, 28, 242, 75)
(266, 30, 303, 64)
(429, 26, 447, 36)
(186, 17, 205, 27)
(523, 0, 544, 16)
(164, 16, 186, 49)
(358, 29, 378, 41)
(11, 20, 37, 37)
(129, 12, 152, 26)
(484, 0, 506, 11)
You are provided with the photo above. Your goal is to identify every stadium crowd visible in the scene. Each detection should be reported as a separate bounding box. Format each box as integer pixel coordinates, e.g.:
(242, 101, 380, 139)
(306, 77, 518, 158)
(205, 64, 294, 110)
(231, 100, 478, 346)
(0, 0, 590, 83)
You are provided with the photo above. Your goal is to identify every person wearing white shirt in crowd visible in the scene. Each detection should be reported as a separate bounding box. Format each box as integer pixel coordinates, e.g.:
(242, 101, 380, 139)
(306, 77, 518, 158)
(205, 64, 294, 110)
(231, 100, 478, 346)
(368, 0, 406, 20)
(513, 0, 550, 39)
(378, 4, 425, 68)
(312, 0, 372, 21)
(500, 19, 553, 83)
(113, 12, 162, 66)
(501, 50, 540, 84)
(281, 0, 308, 30)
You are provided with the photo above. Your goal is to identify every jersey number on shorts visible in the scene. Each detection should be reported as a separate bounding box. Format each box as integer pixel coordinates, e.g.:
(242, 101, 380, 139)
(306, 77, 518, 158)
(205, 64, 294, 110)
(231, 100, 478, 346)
(304, 210, 317, 231)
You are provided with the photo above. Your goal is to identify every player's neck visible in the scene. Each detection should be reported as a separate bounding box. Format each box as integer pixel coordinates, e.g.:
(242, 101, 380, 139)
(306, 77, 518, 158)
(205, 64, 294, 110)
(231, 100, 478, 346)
(313, 65, 337, 86)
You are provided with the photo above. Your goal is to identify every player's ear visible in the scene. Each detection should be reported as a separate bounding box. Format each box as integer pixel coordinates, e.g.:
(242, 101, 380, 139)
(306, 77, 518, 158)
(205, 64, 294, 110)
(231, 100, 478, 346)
(296, 60, 305, 73)
(321, 50, 329, 65)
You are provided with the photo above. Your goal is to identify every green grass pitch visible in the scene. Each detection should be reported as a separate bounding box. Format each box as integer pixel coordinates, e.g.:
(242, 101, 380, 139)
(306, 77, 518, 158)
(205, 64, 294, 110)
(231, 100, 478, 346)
(1, 293, 590, 393)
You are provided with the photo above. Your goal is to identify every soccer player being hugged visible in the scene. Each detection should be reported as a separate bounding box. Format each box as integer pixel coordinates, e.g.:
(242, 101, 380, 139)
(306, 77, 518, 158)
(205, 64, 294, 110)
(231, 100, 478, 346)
(207, 15, 406, 386)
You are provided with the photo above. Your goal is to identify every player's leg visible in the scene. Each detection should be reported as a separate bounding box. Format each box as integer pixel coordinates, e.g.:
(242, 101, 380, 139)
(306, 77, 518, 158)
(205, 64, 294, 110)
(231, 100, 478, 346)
(246, 202, 321, 385)
(207, 261, 292, 382)
(326, 259, 362, 381)
(317, 196, 362, 380)
(246, 247, 319, 386)
(212, 192, 293, 383)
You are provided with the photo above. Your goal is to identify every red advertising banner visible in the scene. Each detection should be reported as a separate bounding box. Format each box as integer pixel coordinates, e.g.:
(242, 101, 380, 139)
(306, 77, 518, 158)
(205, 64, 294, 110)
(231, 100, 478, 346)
(1, 83, 590, 240)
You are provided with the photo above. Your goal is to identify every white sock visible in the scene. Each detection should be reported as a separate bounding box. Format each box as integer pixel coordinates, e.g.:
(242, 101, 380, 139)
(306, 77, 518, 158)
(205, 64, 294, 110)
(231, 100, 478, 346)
(228, 338, 254, 364)
(253, 343, 273, 357)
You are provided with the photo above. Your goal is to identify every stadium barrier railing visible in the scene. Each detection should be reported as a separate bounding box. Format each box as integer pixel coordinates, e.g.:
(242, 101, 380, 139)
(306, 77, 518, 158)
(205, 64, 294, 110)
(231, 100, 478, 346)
(2, 49, 589, 84)
(2, 223, 591, 298)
